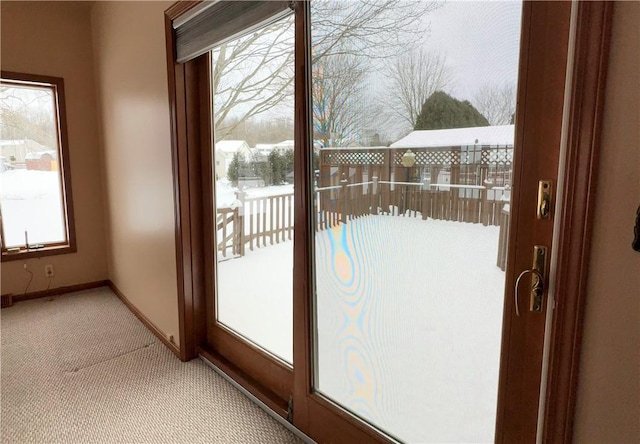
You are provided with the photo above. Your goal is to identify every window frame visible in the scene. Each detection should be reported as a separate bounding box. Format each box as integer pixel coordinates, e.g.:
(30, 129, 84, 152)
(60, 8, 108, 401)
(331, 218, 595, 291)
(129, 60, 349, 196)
(0, 71, 76, 261)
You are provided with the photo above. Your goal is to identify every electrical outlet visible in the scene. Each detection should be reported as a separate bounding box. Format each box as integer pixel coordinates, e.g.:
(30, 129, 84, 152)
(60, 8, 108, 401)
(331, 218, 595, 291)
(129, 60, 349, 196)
(44, 265, 54, 277)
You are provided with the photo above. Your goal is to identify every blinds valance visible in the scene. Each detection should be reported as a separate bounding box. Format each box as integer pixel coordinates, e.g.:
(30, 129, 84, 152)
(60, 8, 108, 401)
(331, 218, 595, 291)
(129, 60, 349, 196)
(174, 1, 292, 63)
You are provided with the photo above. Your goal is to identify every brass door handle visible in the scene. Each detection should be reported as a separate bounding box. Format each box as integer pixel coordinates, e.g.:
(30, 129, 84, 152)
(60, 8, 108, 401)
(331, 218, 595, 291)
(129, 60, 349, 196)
(514, 245, 547, 316)
(514, 269, 544, 317)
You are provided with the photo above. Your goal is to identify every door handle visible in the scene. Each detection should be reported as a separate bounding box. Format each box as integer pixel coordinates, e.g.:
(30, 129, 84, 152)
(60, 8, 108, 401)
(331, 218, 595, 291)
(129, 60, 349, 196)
(514, 245, 547, 316)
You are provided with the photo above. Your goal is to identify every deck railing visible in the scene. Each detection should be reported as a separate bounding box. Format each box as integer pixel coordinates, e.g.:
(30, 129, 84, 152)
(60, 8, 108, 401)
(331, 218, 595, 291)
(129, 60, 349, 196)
(217, 191, 295, 257)
(218, 145, 513, 267)
(218, 179, 510, 270)
(315, 177, 510, 229)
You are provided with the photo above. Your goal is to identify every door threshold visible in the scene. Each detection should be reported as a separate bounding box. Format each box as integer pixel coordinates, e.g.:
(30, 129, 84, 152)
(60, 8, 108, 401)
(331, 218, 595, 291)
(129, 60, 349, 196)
(199, 354, 315, 444)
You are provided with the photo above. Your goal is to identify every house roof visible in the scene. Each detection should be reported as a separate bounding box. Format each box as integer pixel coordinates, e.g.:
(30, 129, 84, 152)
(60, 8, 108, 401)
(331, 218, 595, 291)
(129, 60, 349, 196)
(25, 149, 57, 160)
(274, 140, 294, 148)
(0, 139, 51, 150)
(390, 125, 515, 148)
(215, 140, 249, 153)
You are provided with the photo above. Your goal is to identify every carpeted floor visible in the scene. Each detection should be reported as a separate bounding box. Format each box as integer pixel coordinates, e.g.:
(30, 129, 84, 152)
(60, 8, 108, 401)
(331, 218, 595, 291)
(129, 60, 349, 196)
(0, 287, 302, 443)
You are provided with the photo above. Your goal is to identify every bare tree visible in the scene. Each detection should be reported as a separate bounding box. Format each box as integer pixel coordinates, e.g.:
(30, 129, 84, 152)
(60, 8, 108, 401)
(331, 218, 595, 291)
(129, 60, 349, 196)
(212, 18, 295, 141)
(0, 86, 57, 147)
(386, 49, 453, 130)
(473, 82, 516, 126)
(212, 0, 442, 143)
(312, 54, 369, 147)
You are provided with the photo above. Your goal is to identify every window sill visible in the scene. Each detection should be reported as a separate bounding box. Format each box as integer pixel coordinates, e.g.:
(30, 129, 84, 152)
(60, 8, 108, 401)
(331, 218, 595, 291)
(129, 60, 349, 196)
(1, 244, 76, 262)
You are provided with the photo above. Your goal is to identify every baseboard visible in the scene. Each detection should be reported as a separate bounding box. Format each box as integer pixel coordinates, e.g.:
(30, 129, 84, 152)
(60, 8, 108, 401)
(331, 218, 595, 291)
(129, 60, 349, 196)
(107, 280, 181, 359)
(2, 280, 109, 304)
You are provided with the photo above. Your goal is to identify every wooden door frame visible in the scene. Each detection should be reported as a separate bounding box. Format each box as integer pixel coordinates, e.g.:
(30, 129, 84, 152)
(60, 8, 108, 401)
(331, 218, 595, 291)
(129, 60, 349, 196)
(542, 2, 613, 442)
(164, 1, 613, 442)
(495, 2, 572, 442)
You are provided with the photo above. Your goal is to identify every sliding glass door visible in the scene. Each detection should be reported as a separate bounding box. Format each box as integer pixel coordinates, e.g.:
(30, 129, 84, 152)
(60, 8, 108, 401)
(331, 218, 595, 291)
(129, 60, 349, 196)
(210, 11, 295, 366)
(294, 1, 571, 442)
(167, 0, 573, 441)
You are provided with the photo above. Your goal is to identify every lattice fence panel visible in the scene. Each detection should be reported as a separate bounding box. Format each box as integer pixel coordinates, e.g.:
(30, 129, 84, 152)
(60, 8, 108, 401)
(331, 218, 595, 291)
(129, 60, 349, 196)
(481, 148, 513, 165)
(322, 151, 385, 166)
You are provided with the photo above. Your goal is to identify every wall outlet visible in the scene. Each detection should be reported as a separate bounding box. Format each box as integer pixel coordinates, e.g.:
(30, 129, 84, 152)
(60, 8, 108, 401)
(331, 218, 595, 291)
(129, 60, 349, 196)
(44, 265, 54, 277)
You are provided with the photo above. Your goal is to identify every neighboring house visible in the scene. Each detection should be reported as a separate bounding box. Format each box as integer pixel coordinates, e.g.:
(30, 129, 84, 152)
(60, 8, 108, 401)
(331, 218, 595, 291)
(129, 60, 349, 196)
(390, 125, 515, 187)
(0, 139, 53, 167)
(214, 140, 251, 179)
(390, 125, 515, 148)
(25, 149, 58, 171)
(273, 140, 294, 152)
(253, 143, 275, 162)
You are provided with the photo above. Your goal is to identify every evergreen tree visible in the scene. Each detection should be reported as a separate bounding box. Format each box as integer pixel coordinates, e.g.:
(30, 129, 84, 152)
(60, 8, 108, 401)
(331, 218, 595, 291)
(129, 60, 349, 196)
(281, 149, 294, 183)
(414, 91, 490, 130)
(227, 152, 246, 187)
(268, 151, 283, 185)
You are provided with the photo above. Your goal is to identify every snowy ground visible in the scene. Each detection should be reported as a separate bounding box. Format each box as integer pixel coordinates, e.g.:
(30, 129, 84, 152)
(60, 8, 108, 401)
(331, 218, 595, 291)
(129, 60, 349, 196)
(0, 170, 66, 247)
(217, 214, 505, 443)
(216, 180, 293, 207)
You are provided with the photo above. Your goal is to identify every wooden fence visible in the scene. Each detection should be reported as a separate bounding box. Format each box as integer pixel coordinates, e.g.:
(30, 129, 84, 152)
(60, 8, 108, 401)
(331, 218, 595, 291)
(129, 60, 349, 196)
(314, 177, 510, 230)
(217, 144, 514, 268)
(217, 191, 295, 257)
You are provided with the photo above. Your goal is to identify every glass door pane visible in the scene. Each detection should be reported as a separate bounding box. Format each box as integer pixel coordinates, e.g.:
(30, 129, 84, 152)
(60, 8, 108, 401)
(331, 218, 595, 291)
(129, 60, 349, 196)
(310, 1, 522, 441)
(211, 13, 295, 364)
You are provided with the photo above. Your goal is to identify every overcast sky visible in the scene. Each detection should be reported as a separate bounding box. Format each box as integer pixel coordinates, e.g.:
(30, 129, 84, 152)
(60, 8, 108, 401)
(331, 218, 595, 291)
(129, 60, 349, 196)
(424, 0, 523, 101)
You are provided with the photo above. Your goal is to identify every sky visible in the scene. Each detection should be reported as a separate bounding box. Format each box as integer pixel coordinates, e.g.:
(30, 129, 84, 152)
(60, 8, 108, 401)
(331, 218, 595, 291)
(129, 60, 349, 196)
(423, 0, 523, 101)
(213, 0, 524, 142)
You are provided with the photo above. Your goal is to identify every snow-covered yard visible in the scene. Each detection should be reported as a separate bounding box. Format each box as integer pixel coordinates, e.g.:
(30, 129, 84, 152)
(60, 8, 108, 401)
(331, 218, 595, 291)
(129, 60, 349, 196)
(0, 170, 66, 247)
(217, 213, 505, 443)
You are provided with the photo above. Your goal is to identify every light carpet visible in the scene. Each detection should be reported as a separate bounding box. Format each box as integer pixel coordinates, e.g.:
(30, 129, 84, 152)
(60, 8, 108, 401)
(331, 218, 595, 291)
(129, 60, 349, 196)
(0, 287, 301, 443)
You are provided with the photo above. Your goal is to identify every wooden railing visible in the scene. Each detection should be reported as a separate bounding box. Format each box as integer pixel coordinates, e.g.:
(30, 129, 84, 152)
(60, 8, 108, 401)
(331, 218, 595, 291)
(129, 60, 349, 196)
(218, 181, 510, 269)
(217, 191, 294, 257)
(315, 177, 510, 227)
(216, 207, 242, 257)
(314, 177, 511, 269)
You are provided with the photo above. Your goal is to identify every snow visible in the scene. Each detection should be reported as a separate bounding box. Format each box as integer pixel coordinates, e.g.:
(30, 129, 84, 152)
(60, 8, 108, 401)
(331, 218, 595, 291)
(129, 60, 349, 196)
(217, 214, 505, 442)
(215, 140, 250, 153)
(215, 180, 293, 208)
(390, 125, 514, 148)
(0, 169, 66, 247)
(217, 240, 294, 363)
(25, 150, 57, 160)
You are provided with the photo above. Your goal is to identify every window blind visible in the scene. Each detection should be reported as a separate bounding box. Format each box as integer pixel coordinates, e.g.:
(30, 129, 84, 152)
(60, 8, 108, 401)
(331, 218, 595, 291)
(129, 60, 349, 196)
(174, 1, 292, 63)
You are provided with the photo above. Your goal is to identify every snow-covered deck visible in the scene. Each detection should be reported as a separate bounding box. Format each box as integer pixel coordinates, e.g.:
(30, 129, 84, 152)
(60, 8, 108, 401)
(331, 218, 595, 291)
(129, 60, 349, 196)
(217, 214, 505, 443)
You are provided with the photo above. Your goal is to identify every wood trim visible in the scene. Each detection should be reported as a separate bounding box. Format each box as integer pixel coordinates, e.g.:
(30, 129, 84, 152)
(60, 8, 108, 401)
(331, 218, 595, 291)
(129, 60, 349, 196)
(542, 3, 614, 443)
(55, 71, 77, 256)
(166, 1, 296, 414)
(1, 245, 76, 262)
(495, 2, 572, 442)
(165, 7, 205, 362)
(108, 280, 182, 359)
(165, 1, 202, 21)
(292, 0, 313, 434)
(0, 71, 77, 262)
(207, 321, 293, 408)
(199, 346, 289, 417)
(2, 280, 109, 304)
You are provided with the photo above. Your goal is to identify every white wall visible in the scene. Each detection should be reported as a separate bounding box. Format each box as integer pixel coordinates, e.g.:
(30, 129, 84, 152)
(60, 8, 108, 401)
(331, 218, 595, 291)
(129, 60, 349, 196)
(573, 2, 640, 442)
(91, 1, 179, 345)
